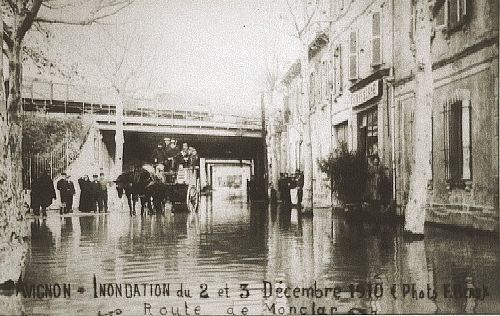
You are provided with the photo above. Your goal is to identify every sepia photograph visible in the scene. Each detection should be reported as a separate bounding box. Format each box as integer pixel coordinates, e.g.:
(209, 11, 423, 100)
(0, 0, 498, 315)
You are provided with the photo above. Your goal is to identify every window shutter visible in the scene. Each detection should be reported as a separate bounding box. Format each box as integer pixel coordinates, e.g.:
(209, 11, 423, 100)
(448, 0, 458, 27)
(334, 46, 343, 94)
(443, 101, 450, 180)
(372, 12, 382, 65)
(435, 1, 446, 27)
(349, 31, 358, 80)
(462, 92, 471, 180)
(459, 0, 467, 18)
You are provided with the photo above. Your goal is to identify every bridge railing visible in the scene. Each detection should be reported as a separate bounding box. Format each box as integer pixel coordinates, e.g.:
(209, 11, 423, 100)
(23, 98, 261, 128)
(22, 79, 261, 128)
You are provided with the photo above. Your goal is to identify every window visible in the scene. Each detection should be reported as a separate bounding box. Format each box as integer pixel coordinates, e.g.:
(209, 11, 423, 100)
(435, 1, 446, 27)
(335, 122, 348, 148)
(322, 59, 330, 104)
(434, 0, 469, 30)
(333, 45, 343, 95)
(372, 12, 382, 66)
(349, 31, 358, 80)
(358, 107, 378, 157)
(448, 101, 463, 180)
(443, 90, 472, 186)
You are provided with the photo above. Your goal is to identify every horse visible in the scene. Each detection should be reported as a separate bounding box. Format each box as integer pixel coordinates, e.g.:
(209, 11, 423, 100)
(115, 165, 167, 216)
(115, 170, 140, 215)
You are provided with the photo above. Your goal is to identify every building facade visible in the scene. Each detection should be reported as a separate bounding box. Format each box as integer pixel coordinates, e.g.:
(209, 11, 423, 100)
(394, 0, 499, 231)
(267, 0, 498, 232)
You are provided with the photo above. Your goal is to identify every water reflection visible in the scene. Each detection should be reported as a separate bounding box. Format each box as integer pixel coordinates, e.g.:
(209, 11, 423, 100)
(19, 193, 500, 315)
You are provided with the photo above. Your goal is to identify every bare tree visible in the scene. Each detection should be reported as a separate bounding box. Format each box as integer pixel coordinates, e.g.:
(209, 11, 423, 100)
(0, 0, 135, 285)
(279, 0, 321, 212)
(82, 26, 158, 176)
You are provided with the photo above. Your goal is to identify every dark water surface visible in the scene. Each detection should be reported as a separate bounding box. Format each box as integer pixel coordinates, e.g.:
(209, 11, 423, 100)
(19, 193, 500, 315)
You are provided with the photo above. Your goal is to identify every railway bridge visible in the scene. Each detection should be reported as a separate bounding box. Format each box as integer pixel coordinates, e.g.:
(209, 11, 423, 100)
(22, 78, 266, 197)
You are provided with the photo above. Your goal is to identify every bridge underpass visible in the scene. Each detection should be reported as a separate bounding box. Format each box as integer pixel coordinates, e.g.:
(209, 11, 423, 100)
(99, 130, 266, 198)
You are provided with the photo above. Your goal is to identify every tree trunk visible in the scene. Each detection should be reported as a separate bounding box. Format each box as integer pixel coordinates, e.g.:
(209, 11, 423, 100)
(114, 100, 124, 177)
(300, 49, 313, 213)
(404, 0, 433, 235)
(0, 33, 29, 284)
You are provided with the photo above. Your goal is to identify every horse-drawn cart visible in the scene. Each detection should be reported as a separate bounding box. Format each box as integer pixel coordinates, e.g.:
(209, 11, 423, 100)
(159, 165, 201, 212)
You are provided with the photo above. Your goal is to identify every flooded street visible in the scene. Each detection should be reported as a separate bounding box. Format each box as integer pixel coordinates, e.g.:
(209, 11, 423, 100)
(20, 192, 500, 315)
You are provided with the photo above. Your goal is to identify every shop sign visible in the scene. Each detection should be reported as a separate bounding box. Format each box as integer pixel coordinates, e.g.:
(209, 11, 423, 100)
(351, 80, 380, 107)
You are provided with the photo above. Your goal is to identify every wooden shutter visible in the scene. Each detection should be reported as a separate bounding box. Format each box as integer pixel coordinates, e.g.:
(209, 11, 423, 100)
(449, 101, 463, 180)
(435, 1, 446, 27)
(462, 92, 471, 180)
(459, 0, 468, 19)
(372, 12, 382, 65)
(334, 45, 343, 94)
(349, 31, 358, 80)
(448, 0, 458, 27)
(443, 101, 450, 180)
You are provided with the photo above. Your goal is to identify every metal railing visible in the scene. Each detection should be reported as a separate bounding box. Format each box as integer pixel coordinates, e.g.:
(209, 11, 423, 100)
(22, 79, 261, 128)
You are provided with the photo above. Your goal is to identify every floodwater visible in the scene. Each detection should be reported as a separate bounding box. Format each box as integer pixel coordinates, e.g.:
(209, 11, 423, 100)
(16, 191, 500, 315)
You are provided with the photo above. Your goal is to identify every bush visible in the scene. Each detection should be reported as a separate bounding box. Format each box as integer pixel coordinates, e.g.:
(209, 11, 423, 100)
(318, 142, 367, 205)
(22, 114, 89, 156)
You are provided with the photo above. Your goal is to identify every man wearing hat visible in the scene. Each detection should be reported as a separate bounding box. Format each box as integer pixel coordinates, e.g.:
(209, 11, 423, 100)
(152, 142, 165, 164)
(56, 173, 68, 214)
(165, 138, 180, 171)
(89, 174, 100, 213)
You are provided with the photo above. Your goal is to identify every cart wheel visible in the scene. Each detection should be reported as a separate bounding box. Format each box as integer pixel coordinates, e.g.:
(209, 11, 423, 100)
(186, 182, 200, 213)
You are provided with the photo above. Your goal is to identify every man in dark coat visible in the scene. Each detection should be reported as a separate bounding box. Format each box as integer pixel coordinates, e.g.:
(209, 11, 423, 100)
(63, 175, 76, 213)
(78, 175, 91, 212)
(56, 173, 68, 214)
(98, 173, 108, 213)
(294, 170, 304, 206)
(31, 171, 56, 217)
(90, 175, 100, 213)
(152, 143, 165, 164)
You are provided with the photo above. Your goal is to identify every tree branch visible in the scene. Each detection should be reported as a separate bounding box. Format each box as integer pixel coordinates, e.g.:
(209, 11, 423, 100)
(34, 0, 132, 26)
(17, 0, 43, 40)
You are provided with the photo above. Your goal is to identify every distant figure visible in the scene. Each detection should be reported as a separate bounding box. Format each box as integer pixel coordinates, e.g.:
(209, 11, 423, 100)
(64, 175, 75, 213)
(188, 147, 199, 168)
(78, 175, 91, 212)
(56, 173, 68, 214)
(98, 173, 108, 213)
(31, 171, 56, 217)
(278, 173, 291, 204)
(57, 174, 75, 214)
(152, 143, 165, 164)
(294, 170, 304, 206)
(366, 155, 383, 211)
(90, 175, 100, 213)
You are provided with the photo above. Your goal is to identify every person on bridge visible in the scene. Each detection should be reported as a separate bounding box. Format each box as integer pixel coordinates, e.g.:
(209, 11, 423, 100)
(98, 173, 108, 213)
(31, 171, 56, 217)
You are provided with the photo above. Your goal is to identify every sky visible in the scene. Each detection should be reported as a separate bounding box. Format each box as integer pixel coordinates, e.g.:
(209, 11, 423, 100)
(24, 0, 300, 117)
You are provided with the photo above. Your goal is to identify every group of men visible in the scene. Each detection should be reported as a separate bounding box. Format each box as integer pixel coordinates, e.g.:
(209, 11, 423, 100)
(152, 137, 199, 171)
(77, 173, 109, 213)
(278, 170, 304, 206)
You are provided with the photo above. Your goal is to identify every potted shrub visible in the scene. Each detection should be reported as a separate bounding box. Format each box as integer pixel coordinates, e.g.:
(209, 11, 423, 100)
(318, 142, 367, 213)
